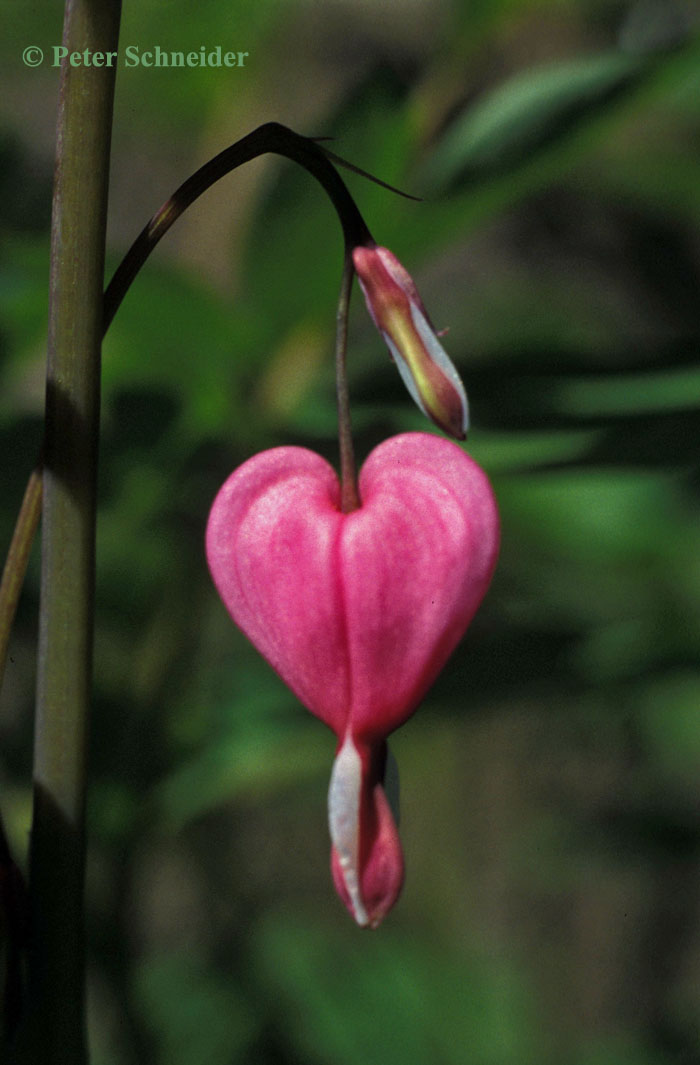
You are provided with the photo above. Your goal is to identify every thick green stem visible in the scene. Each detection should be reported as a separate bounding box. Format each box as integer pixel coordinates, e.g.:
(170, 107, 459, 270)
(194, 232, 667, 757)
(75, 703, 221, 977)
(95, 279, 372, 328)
(17, 1, 122, 1061)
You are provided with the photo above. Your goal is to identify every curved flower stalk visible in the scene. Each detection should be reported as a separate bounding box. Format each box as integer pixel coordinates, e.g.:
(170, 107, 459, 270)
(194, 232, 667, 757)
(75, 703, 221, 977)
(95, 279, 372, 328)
(206, 432, 499, 927)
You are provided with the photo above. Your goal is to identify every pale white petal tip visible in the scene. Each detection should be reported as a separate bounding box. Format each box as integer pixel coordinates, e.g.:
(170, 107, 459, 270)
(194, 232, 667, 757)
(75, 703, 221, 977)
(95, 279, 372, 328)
(328, 738, 369, 928)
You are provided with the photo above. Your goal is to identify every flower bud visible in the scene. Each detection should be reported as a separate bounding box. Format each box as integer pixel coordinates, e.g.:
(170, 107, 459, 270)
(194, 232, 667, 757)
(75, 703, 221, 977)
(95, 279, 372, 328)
(352, 244, 469, 439)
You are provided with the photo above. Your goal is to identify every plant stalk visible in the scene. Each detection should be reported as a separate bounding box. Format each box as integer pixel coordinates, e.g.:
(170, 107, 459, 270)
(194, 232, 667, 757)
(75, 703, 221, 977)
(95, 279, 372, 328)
(17, 0, 121, 1060)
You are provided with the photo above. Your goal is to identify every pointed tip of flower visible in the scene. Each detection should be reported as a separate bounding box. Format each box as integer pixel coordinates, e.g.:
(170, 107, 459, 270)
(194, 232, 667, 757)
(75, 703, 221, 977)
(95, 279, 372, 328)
(328, 738, 404, 929)
(353, 244, 470, 440)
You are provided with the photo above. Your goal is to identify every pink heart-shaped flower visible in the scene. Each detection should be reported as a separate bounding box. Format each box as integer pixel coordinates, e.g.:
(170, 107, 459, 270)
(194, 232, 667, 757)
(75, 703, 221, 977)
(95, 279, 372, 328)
(206, 431, 499, 926)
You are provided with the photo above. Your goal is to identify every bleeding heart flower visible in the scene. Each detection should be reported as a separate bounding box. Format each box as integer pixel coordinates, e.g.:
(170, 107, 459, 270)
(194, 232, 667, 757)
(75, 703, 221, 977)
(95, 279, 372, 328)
(206, 432, 499, 927)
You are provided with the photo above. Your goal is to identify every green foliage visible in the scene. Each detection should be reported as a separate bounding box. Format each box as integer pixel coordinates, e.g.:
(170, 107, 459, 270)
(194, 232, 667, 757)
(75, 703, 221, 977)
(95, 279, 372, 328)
(2, 1, 700, 1063)
(132, 952, 255, 1065)
(253, 917, 540, 1065)
(420, 50, 646, 188)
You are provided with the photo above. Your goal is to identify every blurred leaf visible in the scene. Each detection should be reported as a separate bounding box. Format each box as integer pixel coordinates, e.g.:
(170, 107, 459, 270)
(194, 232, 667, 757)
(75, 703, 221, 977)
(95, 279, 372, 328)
(638, 671, 700, 783)
(576, 1034, 677, 1065)
(421, 51, 646, 191)
(133, 951, 254, 1065)
(469, 428, 602, 472)
(254, 917, 541, 1065)
(498, 467, 684, 561)
(0, 236, 49, 396)
(405, 38, 700, 262)
(551, 368, 700, 418)
(102, 264, 263, 445)
(566, 615, 660, 683)
(155, 717, 329, 832)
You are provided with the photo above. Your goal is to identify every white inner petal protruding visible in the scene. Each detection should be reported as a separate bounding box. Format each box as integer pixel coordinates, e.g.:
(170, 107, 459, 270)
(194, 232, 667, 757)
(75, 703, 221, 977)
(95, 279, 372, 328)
(328, 736, 369, 928)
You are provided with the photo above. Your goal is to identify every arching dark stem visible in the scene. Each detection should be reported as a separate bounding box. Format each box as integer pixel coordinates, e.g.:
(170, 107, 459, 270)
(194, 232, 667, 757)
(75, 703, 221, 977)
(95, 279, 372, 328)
(103, 122, 373, 331)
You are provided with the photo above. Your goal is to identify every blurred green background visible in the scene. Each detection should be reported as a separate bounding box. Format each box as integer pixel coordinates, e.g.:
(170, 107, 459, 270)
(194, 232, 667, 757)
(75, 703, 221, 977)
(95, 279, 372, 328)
(2, 1, 700, 1062)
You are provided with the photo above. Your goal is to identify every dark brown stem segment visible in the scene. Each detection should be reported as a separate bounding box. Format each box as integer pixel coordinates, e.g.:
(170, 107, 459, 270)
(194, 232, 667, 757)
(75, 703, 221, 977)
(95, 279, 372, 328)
(336, 254, 360, 512)
(11, 0, 122, 1061)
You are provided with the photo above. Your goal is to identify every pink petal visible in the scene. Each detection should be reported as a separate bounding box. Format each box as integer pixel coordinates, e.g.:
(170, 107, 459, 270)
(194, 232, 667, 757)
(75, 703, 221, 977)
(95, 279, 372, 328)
(340, 432, 498, 740)
(206, 432, 499, 927)
(206, 446, 350, 736)
(206, 433, 498, 741)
